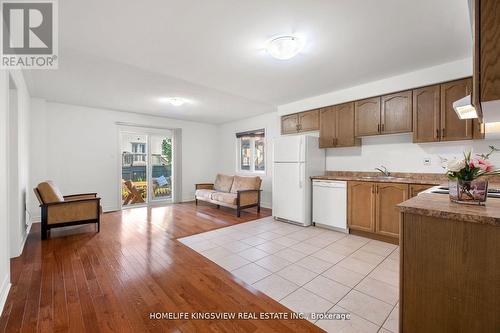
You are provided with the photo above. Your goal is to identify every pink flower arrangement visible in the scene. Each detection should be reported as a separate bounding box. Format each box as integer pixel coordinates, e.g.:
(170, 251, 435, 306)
(476, 159, 494, 172)
(446, 146, 500, 181)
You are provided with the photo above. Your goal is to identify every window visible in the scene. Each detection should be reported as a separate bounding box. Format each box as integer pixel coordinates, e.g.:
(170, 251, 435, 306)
(236, 129, 265, 173)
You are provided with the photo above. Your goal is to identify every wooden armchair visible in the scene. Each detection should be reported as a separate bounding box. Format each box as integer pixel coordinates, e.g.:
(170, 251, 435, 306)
(34, 181, 101, 240)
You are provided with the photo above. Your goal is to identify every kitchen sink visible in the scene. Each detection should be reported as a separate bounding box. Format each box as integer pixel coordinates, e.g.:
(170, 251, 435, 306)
(360, 176, 406, 180)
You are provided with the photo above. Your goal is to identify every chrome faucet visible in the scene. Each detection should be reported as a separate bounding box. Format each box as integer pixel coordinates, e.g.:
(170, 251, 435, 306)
(375, 165, 390, 177)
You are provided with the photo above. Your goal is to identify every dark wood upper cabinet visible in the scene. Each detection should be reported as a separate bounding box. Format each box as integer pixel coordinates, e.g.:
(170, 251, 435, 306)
(474, 0, 500, 112)
(281, 114, 299, 134)
(319, 107, 335, 148)
(440, 78, 473, 141)
(298, 109, 320, 132)
(381, 90, 413, 134)
(413, 85, 441, 143)
(281, 109, 320, 134)
(355, 97, 381, 137)
(473, 118, 485, 140)
(336, 102, 359, 147)
(284, 77, 483, 144)
(319, 103, 359, 148)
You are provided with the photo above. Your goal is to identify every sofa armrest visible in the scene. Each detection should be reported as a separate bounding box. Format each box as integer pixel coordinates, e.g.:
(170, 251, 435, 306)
(196, 183, 214, 190)
(43, 198, 101, 225)
(237, 189, 261, 206)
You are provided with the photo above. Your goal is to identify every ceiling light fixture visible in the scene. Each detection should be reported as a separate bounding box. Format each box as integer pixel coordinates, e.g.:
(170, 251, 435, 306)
(453, 95, 478, 119)
(266, 36, 304, 60)
(160, 97, 186, 107)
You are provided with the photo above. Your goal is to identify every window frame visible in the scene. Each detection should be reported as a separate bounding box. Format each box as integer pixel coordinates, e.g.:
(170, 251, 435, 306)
(236, 129, 266, 175)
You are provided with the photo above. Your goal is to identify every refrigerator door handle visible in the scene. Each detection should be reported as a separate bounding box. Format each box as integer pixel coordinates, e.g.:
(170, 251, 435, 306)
(298, 163, 303, 188)
(298, 138, 302, 162)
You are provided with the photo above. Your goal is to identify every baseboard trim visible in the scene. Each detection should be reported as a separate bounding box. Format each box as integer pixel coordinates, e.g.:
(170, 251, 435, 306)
(260, 202, 271, 209)
(15, 222, 32, 257)
(0, 274, 11, 316)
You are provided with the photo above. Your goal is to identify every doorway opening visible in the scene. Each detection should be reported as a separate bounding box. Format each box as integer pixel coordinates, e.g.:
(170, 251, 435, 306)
(120, 131, 173, 208)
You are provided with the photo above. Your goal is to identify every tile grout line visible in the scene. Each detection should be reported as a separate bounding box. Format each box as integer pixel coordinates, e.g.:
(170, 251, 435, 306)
(378, 301, 398, 333)
(186, 219, 400, 330)
(317, 245, 400, 328)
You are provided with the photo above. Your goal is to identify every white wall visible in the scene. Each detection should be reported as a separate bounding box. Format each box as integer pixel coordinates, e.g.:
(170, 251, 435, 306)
(8, 75, 31, 258)
(216, 112, 280, 208)
(0, 70, 10, 318)
(0, 68, 31, 314)
(29, 100, 218, 220)
(326, 134, 500, 173)
(278, 58, 472, 115)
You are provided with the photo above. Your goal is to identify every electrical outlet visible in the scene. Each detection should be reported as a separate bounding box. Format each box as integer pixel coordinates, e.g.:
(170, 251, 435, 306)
(423, 158, 431, 166)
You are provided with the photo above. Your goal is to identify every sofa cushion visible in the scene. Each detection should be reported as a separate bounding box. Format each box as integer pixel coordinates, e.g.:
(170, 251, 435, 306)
(230, 176, 262, 193)
(214, 174, 234, 192)
(37, 181, 64, 204)
(195, 189, 217, 200)
(211, 192, 237, 205)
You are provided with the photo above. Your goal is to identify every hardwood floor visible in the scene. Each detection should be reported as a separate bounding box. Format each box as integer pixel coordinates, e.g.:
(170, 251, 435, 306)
(0, 202, 322, 333)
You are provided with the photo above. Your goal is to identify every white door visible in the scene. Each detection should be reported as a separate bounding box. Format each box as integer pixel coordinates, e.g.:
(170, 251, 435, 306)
(273, 136, 304, 162)
(273, 162, 305, 223)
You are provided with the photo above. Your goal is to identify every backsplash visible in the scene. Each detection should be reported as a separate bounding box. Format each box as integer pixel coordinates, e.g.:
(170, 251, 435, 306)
(325, 133, 500, 174)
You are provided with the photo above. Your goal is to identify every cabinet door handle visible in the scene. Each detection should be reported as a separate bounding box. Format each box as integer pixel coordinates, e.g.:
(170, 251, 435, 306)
(377, 124, 380, 133)
(442, 128, 445, 138)
(436, 128, 439, 139)
(381, 124, 385, 132)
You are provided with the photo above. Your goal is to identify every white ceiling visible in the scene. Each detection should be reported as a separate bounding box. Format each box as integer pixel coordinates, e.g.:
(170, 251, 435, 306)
(25, 0, 472, 124)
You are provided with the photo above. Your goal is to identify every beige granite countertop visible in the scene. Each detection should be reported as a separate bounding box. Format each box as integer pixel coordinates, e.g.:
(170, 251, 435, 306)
(311, 171, 445, 185)
(397, 193, 500, 226)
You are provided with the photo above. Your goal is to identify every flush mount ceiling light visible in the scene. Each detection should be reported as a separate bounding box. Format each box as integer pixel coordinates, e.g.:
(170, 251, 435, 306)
(453, 95, 479, 119)
(265, 36, 304, 60)
(160, 97, 186, 107)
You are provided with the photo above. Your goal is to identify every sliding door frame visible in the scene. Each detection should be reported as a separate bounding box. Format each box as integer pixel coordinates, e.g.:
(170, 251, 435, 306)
(117, 125, 175, 210)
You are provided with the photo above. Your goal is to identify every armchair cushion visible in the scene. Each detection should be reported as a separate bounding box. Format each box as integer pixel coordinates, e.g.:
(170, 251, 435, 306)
(214, 174, 234, 192)
(195, 189, 217, 200)
(230, 176, 262, 193)
(37, 181, 64, 204)
(211, 192, 237, 205)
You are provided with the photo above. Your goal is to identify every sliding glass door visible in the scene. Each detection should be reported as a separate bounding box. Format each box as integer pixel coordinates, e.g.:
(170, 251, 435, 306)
(150, 135, 172, 201)
(120, 131, 172, 208)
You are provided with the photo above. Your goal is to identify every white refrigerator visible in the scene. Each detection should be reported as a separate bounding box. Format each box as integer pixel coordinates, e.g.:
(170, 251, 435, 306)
(272, 135, 325, 226)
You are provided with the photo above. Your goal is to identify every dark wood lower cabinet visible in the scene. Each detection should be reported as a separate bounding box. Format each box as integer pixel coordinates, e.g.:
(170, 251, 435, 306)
(348, 181, 410, 243)
(347, 181, 375, 232)
(375, 183, 408, 238)
(400, 213, 500, 332)
(409, 184, 434, 198)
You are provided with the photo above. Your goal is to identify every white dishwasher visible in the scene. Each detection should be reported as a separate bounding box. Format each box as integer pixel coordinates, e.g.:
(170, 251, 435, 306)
(312, 180, 348, 233)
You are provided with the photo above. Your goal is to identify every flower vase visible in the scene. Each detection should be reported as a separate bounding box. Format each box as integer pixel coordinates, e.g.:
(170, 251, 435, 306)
(449, 179, 488, 205)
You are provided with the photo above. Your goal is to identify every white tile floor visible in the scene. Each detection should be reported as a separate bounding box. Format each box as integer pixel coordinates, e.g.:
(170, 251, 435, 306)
(178, 217, 400, 333)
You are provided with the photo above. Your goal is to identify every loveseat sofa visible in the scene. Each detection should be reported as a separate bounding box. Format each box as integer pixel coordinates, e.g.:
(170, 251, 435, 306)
(195, 174, 262, 217)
